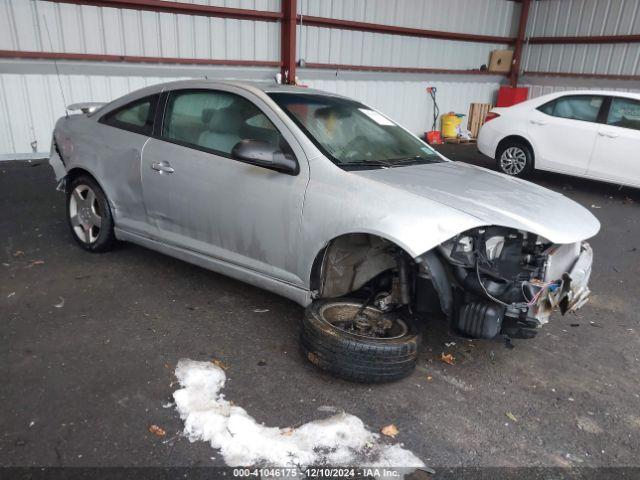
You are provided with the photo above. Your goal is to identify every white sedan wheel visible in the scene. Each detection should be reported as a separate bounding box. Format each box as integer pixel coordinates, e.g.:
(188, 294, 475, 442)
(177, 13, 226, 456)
(499, 146, 528, 175)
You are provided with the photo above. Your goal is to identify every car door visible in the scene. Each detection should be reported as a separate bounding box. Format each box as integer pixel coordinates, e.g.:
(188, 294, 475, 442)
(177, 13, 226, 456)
(527, 94, 605, 175)
(587, 96, 640, 187)
(140, 87, 309, 287)
(95, 94, 159, 238)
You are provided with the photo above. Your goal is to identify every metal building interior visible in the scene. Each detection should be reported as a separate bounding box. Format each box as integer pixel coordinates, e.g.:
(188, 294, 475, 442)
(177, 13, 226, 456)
(1, 0, 640, 476)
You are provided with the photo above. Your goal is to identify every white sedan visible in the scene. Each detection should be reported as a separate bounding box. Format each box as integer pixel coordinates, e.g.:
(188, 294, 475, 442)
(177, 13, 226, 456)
(478, 90, 640, 188)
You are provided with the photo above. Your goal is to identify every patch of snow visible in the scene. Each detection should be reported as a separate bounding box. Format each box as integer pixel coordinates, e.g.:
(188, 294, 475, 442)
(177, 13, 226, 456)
(173, 359, 424, 470)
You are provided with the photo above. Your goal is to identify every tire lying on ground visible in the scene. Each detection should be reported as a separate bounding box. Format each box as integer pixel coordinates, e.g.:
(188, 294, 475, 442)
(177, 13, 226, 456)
(300, 298, 419, 383)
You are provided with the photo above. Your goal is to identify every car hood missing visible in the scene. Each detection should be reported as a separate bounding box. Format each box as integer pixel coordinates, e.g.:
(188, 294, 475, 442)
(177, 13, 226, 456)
(351, 161, 600, 244)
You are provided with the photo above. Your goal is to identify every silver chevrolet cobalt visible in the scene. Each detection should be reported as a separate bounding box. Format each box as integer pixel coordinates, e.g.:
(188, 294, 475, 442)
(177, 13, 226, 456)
(50, 80, 600, 382)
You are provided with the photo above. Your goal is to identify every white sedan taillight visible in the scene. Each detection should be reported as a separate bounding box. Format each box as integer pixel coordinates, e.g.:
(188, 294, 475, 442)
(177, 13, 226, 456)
(484, 111, 501, 123)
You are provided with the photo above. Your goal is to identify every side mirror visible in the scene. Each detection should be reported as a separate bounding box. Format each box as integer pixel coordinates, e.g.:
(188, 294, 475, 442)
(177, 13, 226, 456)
(231, 139, 298, 175)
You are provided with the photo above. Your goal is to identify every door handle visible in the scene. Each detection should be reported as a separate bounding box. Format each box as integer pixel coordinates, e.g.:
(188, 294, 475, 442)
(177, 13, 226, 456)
(598, 131, 618, 139)
(151, 161, 175, 174)
(529, 119, 547, 126)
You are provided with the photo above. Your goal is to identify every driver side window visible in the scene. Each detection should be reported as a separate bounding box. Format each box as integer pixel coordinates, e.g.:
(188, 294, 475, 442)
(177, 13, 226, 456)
(161, 89, 286, 157)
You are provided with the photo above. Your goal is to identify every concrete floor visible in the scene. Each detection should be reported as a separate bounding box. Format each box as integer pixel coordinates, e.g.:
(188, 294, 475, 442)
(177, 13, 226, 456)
(1, 145, 639, 469)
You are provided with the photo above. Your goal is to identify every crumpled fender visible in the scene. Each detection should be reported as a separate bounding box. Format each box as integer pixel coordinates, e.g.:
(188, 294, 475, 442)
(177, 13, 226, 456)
(48, 134, 67, 183)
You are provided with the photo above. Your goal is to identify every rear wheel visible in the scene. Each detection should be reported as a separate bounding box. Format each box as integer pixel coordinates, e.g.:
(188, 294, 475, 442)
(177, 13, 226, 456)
(300, 299, 419, 383)
(496, 141, 533, 177)
(66, 175, 115, 252)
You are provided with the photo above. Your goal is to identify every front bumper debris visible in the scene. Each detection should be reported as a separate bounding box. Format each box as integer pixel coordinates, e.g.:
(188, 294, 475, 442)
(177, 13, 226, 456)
(49, 137, 68, 188)
(529, 242, 593, 326)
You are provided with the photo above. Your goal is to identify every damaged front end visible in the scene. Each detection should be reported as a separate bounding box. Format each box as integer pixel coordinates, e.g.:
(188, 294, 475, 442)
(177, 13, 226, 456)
(313, 227, 593, 341)
(428, 226, 593, 339)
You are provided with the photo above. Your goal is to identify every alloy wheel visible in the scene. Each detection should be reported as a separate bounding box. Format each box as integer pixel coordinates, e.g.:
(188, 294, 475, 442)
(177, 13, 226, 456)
(68, 184, 102, 244)
(500, 146, 527, 175)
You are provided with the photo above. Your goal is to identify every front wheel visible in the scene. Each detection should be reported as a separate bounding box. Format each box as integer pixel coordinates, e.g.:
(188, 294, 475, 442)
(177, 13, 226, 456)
(66, 175, 116, 252)
(496, 141, 533, 178)
(300, 299, 419, 383)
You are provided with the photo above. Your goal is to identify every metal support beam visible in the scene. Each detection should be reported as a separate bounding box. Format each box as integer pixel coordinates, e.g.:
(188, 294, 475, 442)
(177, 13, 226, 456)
(41, 0, 282, 21)
(0, 50, 280, 68)
(280, 0, 297, 84)
(509, 0, 531, 87)
(529, 34, 640, 45)
(303, 63, 507, 76)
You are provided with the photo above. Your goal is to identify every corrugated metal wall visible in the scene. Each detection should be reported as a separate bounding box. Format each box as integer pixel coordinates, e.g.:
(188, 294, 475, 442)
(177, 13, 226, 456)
(299, 0, 518, 35)
(0, 0, 281, 61)
(305, 76, 500, 136)
(299, 30, 508, 70)
(0, 73, 184, 158)
(0, 64, 283, 158)
(298, 0, 517, 69)
(0, 0, 515, 157)
(522, 0, 640, 76)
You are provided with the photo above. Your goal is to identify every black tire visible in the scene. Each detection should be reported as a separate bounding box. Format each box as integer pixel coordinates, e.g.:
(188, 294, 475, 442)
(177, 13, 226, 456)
(300, 299, 419, 383)
(66, 175, 116, 252)
(496, 140, 534, 178)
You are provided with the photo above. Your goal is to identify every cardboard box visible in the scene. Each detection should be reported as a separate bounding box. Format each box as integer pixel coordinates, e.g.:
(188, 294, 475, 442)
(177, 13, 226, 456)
(489, 49, 514, 73)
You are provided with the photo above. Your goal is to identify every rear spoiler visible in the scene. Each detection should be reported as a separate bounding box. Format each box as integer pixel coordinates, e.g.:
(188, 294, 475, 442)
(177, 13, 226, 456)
(67, 102, 106, 114)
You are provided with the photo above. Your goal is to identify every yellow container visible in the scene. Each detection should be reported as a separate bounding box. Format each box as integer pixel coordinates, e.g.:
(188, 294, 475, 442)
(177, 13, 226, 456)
(441, 112, 463, 138)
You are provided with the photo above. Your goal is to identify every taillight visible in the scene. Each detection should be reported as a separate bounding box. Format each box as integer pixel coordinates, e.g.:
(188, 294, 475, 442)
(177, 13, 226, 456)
(484, 112, 500, 123)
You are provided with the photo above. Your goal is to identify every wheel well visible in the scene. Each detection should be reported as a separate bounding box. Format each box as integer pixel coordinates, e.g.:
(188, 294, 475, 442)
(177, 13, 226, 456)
(496, 135, 535, 166)
(66, 167, 97, 187)
(310, 233, 413, 299)
(310, 234, 452, 319)
(64, 167, 115, 212)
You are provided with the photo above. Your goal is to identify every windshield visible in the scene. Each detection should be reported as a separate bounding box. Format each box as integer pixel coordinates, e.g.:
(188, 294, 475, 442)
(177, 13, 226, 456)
(268, 92, 442, 169)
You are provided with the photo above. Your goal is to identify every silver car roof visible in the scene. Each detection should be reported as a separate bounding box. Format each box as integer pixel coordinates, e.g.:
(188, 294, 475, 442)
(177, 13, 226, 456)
(91, 79, 350, 117)
(149, 79, 341, 97)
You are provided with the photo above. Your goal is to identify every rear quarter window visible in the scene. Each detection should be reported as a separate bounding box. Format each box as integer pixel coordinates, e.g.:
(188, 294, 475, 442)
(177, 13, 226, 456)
(607, 97, 640, 131)
(99, 95, 158, 136)
(537, 95, 604, 123)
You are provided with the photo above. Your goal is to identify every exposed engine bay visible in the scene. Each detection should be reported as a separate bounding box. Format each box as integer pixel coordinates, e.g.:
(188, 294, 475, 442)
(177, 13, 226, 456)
(436, 226, 589, 338)
(314, 228, 592, 340)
